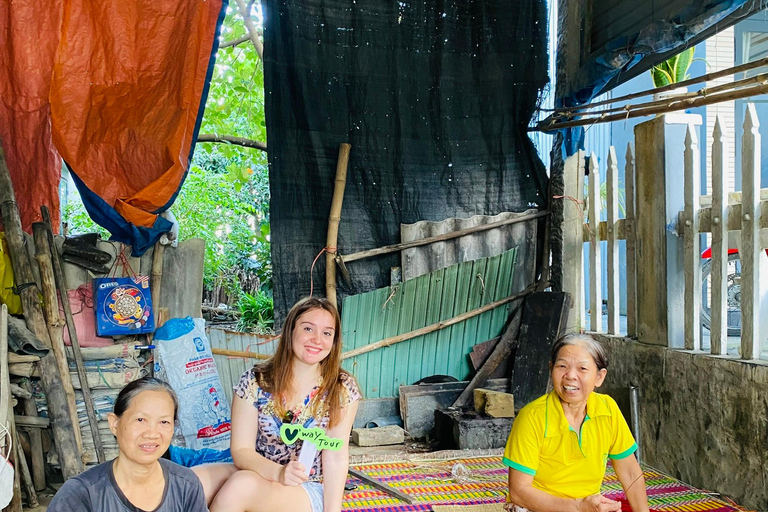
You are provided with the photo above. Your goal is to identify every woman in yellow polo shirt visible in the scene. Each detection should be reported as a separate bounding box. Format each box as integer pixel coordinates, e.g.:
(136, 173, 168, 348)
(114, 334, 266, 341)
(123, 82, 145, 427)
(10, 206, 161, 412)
(503, 333, 649, 512)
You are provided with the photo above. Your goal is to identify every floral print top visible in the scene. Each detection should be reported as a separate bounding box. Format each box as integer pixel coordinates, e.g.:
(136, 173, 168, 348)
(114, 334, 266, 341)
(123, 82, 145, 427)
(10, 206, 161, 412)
(233, 367, 361, 480)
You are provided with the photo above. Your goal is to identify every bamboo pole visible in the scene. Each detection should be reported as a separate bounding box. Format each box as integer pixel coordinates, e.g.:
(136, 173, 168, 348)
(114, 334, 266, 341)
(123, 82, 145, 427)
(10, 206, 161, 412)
(20, 380, 44, 490)
(211, 347, 270, 360)
(31, 223, 83, 454)
(539, 81, 768, 131)
(39, 210, 105, 463)
(0, 141, 83, 479)
(340, 285, 536, 360)
(326, 143, 351, 307)
(546, 56, 768, 113)
(342, 210, 550, 263)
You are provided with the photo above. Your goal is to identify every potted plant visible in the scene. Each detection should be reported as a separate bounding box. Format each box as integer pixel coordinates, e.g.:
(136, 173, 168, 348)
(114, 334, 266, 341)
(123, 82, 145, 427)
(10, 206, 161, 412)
(650, 47, 696, 101)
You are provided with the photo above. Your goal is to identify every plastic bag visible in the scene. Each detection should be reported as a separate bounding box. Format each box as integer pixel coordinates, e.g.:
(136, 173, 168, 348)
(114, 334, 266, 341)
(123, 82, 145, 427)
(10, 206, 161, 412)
(0, 233, 22, 315)
(154, 318, 231, 452)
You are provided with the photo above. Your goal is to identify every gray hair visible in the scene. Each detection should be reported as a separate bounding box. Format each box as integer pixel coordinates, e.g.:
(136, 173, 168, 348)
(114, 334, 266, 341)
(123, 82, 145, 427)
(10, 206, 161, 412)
(550, 333, 608, 371)
(113, 377, 179, 421)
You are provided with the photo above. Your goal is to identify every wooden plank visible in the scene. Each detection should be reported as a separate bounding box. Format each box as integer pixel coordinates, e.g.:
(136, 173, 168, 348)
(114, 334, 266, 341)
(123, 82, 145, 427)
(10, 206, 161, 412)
(683, 125, 702, 351)
(588, 153, 603, 332)
(625, 143, 638, 337)
(710, 117, 729, 355)
(452, 307, 522, 409)
(511, 292, 572, 408)
(562, 151, 586, 333)
(606, 147, 620, 334)
(740, 104, 761, 360)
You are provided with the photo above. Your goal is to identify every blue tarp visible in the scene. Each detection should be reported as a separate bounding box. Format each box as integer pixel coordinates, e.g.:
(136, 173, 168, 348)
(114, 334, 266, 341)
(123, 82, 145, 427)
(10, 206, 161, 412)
(560, 0, 752, 157)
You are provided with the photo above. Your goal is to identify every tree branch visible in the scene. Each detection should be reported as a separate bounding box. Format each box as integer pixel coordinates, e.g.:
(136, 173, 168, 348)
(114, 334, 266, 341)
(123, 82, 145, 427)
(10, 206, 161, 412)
(220, 34, 250, 49)
(234, 0, 264, 61)
(197, 134, 267, 152)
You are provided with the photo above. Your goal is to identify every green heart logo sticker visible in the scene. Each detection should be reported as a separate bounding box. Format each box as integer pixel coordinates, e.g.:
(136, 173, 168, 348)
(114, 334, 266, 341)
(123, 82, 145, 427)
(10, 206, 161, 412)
(279, 424, 343, 451)
(282, 426, 301, 444)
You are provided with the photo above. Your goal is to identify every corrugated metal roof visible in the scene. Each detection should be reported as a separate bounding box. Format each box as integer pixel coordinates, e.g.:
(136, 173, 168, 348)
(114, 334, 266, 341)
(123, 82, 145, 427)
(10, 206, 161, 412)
(340, 247, 519, 398)
(400, 209, 538, 291)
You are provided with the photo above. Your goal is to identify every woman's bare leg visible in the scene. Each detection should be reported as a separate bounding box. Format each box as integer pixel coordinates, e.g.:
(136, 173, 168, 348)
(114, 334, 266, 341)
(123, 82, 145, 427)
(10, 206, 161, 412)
(192, 463, 239, 506)
(209, 469, 312, 512)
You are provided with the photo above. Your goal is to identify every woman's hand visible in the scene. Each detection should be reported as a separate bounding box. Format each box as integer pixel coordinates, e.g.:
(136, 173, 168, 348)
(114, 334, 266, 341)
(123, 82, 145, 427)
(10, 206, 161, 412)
(277, 461, 309, 487)
(578, 494, 622, 512)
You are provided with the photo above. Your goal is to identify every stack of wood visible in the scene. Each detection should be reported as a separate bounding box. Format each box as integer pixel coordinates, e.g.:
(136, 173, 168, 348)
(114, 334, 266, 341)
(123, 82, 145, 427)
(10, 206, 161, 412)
(0, 140, 108, 510)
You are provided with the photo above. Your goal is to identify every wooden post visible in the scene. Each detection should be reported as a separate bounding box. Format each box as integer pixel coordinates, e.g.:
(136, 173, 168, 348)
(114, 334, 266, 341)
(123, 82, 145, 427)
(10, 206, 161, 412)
(151, 242, 165, 312)
(326, 143, 351, 308)
(625, 143, 638, 337)
(0, 305, 21, 512)
(0, 140, 83, 479)
(606, 147, 619, 334)
(683, 125, 701, 351)
(20, 381, 45, 491)
(31, 223, 83, 453)
(587, 153, 603, 332)
(710, 117, 729, 355)
(39, 210, 105, 462)
(740, 104, 761, 360)
(562, 150, 586, 333)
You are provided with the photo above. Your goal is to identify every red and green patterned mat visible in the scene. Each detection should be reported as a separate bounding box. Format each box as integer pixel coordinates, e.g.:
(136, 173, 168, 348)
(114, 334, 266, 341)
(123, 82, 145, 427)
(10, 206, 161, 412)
(342, 456, 749, 512)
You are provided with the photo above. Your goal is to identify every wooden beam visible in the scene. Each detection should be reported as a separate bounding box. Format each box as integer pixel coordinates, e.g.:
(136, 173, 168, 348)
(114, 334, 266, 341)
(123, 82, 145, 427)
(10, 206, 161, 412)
(451, 306, 522, 409)
(740, 105, 761, 360)
(211, 347, 269, 360)
(40, 209, 105, 463)
(587, 153, 602, 332)
(606, 147, 619, 334)
(683, 125, 701, 351)
(625, 143, 638, 337)
(32, 223, 83, 453)
(710, 117, 729, 355)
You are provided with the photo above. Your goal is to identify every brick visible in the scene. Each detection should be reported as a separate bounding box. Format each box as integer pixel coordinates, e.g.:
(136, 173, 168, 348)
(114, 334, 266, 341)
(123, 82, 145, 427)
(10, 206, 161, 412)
(351, 425, 405, 447)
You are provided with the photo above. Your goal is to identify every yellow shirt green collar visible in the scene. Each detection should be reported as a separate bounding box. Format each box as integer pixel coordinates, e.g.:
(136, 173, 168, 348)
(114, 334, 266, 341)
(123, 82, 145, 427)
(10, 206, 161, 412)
(544, 390, 612, 438)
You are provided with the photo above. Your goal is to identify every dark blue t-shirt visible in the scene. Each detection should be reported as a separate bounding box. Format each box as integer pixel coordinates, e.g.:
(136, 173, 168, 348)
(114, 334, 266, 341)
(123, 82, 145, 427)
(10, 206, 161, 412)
(47, 458, 207, 512)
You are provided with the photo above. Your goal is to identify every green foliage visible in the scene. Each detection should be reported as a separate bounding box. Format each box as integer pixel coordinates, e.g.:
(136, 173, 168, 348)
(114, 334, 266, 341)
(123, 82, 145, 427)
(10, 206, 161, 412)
(236, 290, 274, 334)
(651, 47, 695, 88)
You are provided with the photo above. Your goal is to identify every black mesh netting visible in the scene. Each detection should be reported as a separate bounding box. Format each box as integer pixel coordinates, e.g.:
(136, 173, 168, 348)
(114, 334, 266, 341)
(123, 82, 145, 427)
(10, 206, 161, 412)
(263, 0, 549, 324)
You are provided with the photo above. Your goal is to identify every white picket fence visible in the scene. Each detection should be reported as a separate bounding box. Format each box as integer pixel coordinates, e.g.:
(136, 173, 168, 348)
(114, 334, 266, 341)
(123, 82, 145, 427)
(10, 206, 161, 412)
(569, 104, 768, 361)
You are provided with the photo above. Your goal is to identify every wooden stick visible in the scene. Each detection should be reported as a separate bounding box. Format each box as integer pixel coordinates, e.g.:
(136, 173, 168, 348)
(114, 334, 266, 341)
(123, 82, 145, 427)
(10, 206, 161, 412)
(32, 223, 83, 454)
(13, 433, 37, 508)
(13, 416, 50, 429)
(341, 285, 536, 361)
(452, 305, 523, 409)
(0, 141, 83, 479)
(342, 210, 550, 263)
(538, 81, 768, 131)
(212, 347, 270, 360)
(40, 207, 105, 463)
(326, 143, 351, 307)
(547, 56, 768, 113)
(20, 381, 44, 491)
(348, 468, 414, 504)
(5, 406, 22, 512)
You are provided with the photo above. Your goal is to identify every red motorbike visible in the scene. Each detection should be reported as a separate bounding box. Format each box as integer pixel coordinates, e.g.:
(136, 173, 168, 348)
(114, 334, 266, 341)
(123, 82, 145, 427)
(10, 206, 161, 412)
(700, 247, 768, 336)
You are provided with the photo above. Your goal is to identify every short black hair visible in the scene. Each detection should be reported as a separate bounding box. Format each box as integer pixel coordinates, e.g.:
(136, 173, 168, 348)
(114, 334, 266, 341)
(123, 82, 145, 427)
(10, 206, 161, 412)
(113, 377, 179, 421)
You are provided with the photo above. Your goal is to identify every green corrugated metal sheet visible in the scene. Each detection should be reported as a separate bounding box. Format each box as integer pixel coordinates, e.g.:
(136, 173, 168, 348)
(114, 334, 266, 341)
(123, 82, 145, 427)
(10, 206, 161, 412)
(340, 247, 518, 398)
